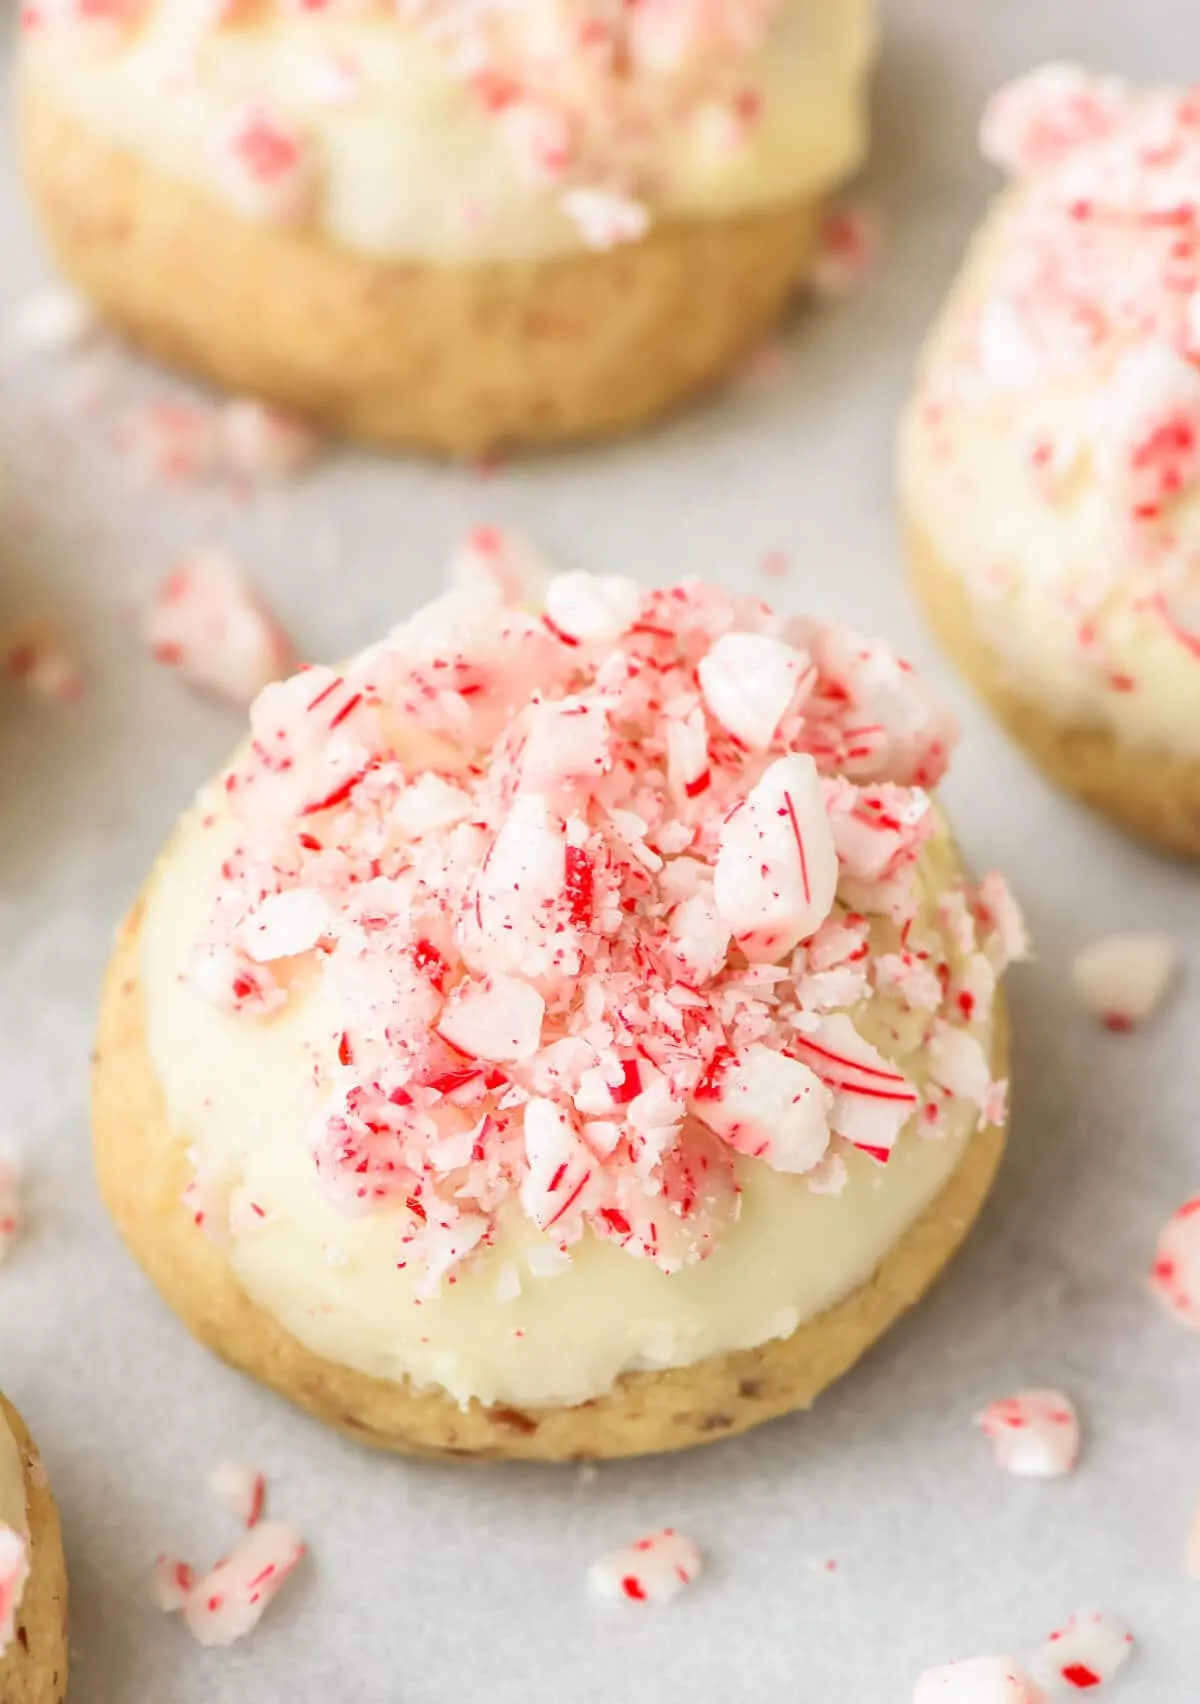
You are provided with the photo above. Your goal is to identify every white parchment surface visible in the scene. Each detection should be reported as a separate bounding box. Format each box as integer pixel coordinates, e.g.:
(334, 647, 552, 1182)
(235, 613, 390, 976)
(0, 3, 1197, 1699)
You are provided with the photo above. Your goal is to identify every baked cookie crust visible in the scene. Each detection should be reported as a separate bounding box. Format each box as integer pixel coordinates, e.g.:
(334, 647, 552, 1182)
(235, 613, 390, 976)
(22, 91, 821, 458)
(908, 516, 1200, 858)
(93, 894, 1009, 1462)
(0, 1396, 68, 1704)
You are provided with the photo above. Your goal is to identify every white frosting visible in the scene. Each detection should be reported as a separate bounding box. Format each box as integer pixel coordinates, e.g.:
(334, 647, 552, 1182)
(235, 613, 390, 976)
(139, 796, 997, 1411)
(22, 0, 874, 263)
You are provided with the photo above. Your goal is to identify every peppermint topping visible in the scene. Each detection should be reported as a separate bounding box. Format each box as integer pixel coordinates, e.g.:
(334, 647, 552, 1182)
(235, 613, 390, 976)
(189, 566, 1017, 1287)
(24, 0, 788, 245)
(1071, 933, 1179, 1031)
(587, 1528, 702, 1604)
(914, 67, 1200, 693)
(144, 552, 295, 707)
(974, 1390, 1080, 1478)
(913, 1658, 1049, 1703)
(156, 1463, 303, 1648)
(1033, 1613, 1135, 1691)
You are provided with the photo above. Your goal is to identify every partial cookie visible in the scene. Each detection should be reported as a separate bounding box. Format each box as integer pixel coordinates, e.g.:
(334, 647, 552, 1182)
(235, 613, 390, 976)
(899, 66, 1200, 856)
(0, 1394, 68, 1704)
(92, 560, 1025, 1460)
(19, 1, 873, 455)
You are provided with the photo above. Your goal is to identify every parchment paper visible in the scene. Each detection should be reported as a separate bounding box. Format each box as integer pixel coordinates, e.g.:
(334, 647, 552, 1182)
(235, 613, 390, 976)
(0, 3, 1197, 1698)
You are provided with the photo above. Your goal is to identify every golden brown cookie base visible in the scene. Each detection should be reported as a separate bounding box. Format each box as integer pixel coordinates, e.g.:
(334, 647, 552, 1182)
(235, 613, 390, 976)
(0, 1397, 68, 1704)
(93, 894, 1009, 1462)
(21, 89, 821, 457)
(908, 517, 1200, 858)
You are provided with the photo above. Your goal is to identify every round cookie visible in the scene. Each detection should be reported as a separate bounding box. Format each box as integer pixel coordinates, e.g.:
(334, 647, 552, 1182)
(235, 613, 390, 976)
(92, 563, 1025, 1461)
(0, 1394, 68, 1704)
(19, 1, 873, 457)
(899, 66, 1200, 857)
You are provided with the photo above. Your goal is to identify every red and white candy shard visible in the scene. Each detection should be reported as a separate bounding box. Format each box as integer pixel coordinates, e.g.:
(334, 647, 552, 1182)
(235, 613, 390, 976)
(1071, 933, 1178, 1032)
(587, 1528, 701, 1604)
(208, 1460, 267, 1529)
(812, 199, 882, 300)
(974, 1389, 1080, 1478)
(191, 566, 1018, 1286)
(181, 1521, 305, 1648)
(1033, 1613, 1134, 1691)
(0, 1157, 20, 1262)
(914, 1657, 1050, 1703)
(0, 1526, 30, 1657)
(144, 551, 294, 706)
(5, 281, 100, 355)
(1147, 1196, 1200, 1329)
(218, 399, 323, 482)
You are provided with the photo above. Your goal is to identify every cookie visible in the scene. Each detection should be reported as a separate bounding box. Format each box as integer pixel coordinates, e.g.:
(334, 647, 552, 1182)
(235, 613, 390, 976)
(899, 66, 1200, 856)
(0, 1394, 68, 1704)
(93, 560, 1025, 1460)
(19, 0, 873, 455)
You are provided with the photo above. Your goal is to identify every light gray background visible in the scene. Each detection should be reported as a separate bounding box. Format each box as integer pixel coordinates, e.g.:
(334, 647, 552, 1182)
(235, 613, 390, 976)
(1, 3, 1198, 1698)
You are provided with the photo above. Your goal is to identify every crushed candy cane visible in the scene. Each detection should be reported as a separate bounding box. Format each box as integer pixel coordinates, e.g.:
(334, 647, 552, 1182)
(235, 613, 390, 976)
(587, 1528, 701, 1604)
(812, 200, 882, 300)
(144, 551, 294, 706)
(1147, 1195, 1200, 1329)
(913, 1658, 1050, 1703)
(21, 1, 796, 246)
(1071, 934, 1178, 1032)
(208, 1460, 267, 1529)
(910, 67, 1200, 700)
(155, 1464, 303, 1648)
(0, 1158, 20, 1262)
(0, 1525, 30, 1659)
(184, 559, 1022, 1286)
(1033, 1613, 1134, 1691)
(974, 1389, 1080, 1478)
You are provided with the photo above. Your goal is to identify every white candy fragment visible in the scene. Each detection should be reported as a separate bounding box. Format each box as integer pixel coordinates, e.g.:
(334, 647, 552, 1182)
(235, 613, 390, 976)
(519, 1097, 595, 1236)
(144, 551, 294, 706)
(447, 526, 558, 608)
(181, 1522, 306, 1647)
(437, 974, 545, 1063)
(1033, 1612, 1134, 1691)
(974, 1389, 1080, 1478)
(218, 399, 323, 482)
(697, 631, 811, 749)
(561, 187, 650, 250)
(208, 1461, 266, 1529)
(1071, 933, 1178, 1031)
(789, 1013, 919, 1161)
(693, 1043, 830, 1174)
(587, 1528, 701, 1604)
(1147, 1195, 1200, 1330)
(713, 754, 838, 961)
(544, 571, 644, 644)
(240, 889, 330, 963)
(5, 282, 100, 355)
(913, 1657, 1050, 1703)
(980, 64, 1129, 175)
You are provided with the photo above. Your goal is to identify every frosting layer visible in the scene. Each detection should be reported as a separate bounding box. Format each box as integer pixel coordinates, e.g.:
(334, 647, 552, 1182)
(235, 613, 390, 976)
(0, 1405, 28, 1658)
(21, 0, 873, 263)
(137, 560, 1021, 1410)
(900, 67, 1200, 757)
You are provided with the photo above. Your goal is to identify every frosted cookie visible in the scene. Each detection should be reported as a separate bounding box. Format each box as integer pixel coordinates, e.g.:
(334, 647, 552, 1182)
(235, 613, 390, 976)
(93, 563, 1024, 1461)
(19, 0, 873, 455)
(0, 1393, 68, 1704)
(900, 67, 1200, 856)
